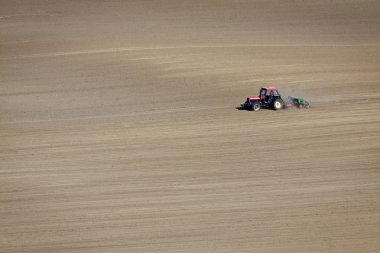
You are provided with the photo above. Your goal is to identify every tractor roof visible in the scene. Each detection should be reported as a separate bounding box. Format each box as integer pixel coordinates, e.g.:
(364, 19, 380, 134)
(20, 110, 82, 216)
(262, 87, 278, 91)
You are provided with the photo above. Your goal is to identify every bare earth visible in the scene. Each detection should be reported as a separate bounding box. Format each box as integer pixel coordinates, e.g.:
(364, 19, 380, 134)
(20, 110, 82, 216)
(1, 1, 380, 252)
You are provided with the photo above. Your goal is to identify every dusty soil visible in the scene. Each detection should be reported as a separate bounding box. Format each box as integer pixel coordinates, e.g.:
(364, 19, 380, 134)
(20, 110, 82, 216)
(1, 1, 380, 252)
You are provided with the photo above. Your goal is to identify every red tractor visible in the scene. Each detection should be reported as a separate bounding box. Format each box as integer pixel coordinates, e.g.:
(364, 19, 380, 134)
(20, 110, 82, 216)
(239, 87, 309, 111)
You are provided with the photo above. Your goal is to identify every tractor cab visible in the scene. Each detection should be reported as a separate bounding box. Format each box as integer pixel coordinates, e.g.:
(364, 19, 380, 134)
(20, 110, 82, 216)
(259, 87, 281, 104)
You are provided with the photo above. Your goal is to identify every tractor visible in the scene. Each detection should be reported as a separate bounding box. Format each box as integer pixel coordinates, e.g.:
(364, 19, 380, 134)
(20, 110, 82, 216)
(239, 87, 309, 111)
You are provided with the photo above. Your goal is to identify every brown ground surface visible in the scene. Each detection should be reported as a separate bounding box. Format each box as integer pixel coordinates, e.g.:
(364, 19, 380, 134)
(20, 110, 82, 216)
(1, 1, 380, 252)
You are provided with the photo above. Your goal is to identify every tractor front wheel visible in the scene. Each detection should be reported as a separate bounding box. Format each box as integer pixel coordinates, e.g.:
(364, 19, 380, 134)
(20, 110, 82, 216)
(252, 103, 261, 111)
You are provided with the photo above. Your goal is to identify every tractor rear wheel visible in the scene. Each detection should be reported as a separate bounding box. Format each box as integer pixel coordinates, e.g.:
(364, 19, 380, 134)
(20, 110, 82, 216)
(252, 103, 261, 111)
(273, 99, 284, 110)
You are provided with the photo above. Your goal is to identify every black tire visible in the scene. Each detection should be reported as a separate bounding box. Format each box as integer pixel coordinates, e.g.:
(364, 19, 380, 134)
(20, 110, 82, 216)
(252, 103, 261, 111)
(272, 99, 284, 110)
(304, 101, 310, 109)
